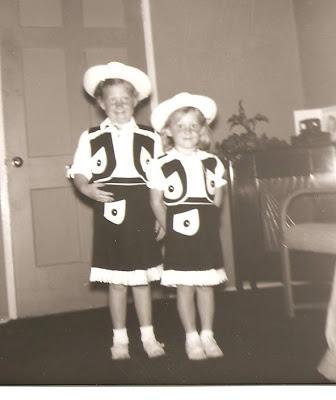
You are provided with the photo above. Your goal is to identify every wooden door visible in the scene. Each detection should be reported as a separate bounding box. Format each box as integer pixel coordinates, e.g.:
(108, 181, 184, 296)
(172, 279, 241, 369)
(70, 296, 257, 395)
(0, 0, 149, 318)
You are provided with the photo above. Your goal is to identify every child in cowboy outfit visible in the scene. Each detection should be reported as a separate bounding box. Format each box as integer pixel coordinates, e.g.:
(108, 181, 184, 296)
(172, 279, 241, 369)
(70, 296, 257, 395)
(147, 92, 227, 360)
(69, 61, 165, 360)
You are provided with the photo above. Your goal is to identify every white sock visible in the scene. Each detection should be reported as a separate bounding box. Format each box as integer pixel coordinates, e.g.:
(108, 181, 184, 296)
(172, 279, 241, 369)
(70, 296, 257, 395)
(186, 331, 200, 343)
(200, 329, 214, 341)
(140, 325, 156, 343)
(113, 328, 129, 345)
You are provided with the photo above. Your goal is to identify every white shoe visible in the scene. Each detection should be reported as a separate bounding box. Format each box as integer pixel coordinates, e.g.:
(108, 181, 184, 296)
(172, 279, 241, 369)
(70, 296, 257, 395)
(111, 343, 130, 360)
(201, 336, 223, 358)
(186, 338, 207, 360)
(142, 339, 165, 358)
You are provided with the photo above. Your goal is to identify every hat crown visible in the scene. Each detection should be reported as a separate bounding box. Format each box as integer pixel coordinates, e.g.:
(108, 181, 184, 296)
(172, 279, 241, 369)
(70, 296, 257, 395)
(151, 92, 217, 132)
(176, 92, 191, 97)
(107, 61, 125, 69)
(83, 61, 151, 100)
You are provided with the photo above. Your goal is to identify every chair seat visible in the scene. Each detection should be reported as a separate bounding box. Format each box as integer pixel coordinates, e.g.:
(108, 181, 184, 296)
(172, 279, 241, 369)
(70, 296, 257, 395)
(284, 223, 336, 254)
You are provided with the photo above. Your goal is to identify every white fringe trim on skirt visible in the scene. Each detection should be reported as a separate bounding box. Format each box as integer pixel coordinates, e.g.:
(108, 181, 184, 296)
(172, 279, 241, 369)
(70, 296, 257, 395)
(90, 265, 163, 285)
(160, 268, 227, 287)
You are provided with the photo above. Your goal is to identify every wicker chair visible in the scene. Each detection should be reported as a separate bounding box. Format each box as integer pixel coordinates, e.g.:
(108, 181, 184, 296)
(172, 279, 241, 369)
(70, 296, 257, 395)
(280, 187, 336, 317)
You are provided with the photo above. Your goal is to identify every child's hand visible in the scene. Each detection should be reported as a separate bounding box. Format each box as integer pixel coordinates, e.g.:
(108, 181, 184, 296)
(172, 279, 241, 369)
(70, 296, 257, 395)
(156, 226, 165, 241)
(81, 182, 114, 203)
(155, 220, 166, 241)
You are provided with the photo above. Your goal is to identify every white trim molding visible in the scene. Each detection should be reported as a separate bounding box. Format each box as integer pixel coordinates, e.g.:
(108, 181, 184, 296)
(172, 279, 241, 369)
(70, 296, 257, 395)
(141, 0, 158, 110)
(0, 52, 18, 319)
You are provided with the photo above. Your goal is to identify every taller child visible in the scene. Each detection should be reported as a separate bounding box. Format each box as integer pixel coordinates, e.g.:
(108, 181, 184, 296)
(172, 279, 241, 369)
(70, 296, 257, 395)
(70, 62, 165, 360)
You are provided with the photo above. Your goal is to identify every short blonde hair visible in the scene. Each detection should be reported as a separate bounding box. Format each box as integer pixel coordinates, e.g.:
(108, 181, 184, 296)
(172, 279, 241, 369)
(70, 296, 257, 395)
(160, 107, 212, 151)
(94, 78, 139, 101)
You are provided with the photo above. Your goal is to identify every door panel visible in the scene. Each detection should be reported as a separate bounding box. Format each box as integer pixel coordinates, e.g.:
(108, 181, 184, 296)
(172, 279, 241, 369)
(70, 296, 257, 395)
(31, 187, 81, 266)
(23, 48, 71, 157)
(82, 0, 125, 28)
(1, 0, 148, 317)
(18, 0, 63, 27)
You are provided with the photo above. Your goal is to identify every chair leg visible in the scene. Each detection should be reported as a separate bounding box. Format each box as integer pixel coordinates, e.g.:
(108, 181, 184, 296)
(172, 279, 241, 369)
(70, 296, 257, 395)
(280, 244, 295, 318)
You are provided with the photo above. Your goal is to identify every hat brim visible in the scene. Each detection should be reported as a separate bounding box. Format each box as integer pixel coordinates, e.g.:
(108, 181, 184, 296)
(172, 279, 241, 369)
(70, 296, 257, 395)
(151, 92, 217, 132)
(83, 62, 151, 100)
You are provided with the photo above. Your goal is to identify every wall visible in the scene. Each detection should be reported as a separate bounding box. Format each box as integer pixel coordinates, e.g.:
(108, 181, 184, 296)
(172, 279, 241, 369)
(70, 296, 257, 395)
(293, 0, 336, 108)
(149, 0, 304, 286)
(150, 0, 304, 144)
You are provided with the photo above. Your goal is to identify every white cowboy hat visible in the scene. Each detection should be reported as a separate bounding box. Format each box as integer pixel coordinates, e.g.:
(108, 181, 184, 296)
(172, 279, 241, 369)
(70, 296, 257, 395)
(151, 92, 217, 132)
(83, 61, 151, 100)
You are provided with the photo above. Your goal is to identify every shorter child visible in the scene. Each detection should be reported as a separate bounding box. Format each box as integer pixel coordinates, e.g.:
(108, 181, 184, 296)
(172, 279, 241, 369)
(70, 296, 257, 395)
(147, 92, 227, 360)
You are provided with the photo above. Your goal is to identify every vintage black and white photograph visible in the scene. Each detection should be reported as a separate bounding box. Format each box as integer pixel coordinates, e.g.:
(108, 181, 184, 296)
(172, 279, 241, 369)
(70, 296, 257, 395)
(0, 0, 336, 393)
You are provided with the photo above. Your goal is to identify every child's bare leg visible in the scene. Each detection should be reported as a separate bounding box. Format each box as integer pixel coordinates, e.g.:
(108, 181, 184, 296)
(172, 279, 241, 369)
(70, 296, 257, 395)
(196, 286, 214, 331)
(109, 284, 128, 328)
(132, 285, 165, 358)
(196, 285, 223, 358)
(132, 285, 152, 326)
(177, 285, 196, 332)
(177, 285, 206, 360)
(109, 284, 130, 359)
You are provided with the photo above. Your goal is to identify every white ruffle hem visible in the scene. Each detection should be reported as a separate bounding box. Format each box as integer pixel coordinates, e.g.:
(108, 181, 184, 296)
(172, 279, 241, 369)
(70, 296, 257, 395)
(90, 265, 163, 285)
(160, 268, 227, 287)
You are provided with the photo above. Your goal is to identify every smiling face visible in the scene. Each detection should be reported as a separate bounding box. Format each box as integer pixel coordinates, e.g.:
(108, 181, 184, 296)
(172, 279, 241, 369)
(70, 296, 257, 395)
(165, 108, 207, 154)
(97, 81, 138, 124)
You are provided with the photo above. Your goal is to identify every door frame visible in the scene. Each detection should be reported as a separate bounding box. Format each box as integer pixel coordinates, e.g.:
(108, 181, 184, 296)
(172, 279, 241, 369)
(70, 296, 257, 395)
(0, 51, 17, 320)
(141, 0, 158, 110)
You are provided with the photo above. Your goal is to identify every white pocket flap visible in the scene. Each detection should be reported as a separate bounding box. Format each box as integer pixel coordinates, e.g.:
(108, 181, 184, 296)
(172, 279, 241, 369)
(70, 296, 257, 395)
(173, 209, 199, 236)
(104, 199, 126, 225)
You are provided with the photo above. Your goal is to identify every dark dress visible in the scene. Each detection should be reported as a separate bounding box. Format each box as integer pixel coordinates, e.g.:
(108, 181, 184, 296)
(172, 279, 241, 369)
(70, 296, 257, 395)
(165, 204, 223, 271)
(147, 148, 228, 287)
(71, 118, 163, 285)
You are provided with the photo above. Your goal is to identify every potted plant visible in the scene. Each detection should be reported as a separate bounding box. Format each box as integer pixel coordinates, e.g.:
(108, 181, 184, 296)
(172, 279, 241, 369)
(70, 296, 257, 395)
(215, 100, 288, 163)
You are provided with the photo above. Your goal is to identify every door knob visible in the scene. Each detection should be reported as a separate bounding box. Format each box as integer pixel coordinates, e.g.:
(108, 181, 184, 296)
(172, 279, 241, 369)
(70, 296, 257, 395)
(11, 156, 24, 168)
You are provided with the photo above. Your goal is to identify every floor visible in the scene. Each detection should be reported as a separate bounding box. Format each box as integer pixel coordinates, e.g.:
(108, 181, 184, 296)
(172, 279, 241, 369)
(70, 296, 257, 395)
(0, 286, 332, 385)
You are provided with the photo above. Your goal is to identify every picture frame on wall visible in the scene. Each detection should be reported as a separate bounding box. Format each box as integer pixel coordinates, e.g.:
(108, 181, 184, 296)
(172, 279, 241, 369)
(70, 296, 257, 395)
(294, 105, 336, 141)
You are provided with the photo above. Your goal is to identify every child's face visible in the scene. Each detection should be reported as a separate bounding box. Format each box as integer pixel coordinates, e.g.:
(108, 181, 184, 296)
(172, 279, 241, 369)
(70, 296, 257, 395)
(97, 83, 137, 124)
(167, 110, 203, 153)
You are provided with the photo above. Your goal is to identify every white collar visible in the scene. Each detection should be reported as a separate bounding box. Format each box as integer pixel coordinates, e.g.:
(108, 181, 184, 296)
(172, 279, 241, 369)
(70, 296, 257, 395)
(170, 148, 201, 159)
(100, 117, 138, 133)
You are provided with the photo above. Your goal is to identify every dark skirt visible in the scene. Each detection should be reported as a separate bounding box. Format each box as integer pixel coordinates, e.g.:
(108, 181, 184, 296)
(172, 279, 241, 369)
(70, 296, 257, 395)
(164, 204, 224, 271)
(91, 184, 162, 273)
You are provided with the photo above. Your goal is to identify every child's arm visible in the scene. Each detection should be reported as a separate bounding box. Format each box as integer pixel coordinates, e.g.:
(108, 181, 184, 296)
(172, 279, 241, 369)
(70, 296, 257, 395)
(73, 174, 114, 203)
(70, 131, 113, 202)
(150, 188, 166, 240)
(213, 185, 226, 208)
(213, 155, 227, 208)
